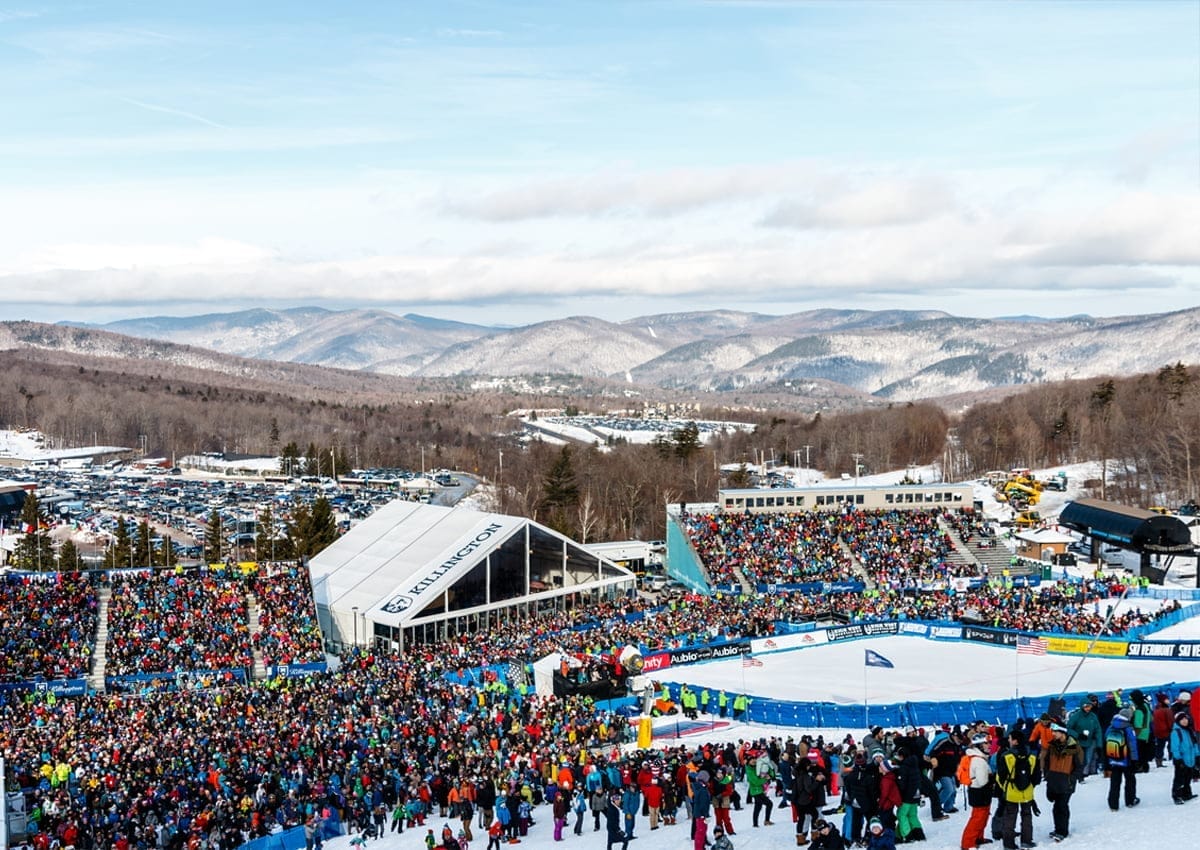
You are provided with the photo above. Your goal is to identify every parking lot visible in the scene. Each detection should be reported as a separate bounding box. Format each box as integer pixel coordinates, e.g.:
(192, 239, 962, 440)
(5, 463, 475, 565)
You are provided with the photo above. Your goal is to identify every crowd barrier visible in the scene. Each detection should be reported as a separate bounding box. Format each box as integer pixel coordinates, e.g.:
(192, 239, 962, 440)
(240, 811, 342, 850)
(739, 680, 1200, 730)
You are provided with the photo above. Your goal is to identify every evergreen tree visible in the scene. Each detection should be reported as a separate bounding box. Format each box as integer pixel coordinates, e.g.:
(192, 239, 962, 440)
(727, 463, 752, 489)
(13, 492, 54, 571)
(134, 518, 152, 569)
(107, 515, 133, 570)
(157, 535, 178, 567)
(540, 446, 579, 535)
(256, 505, 288, 561)
(286, 496, 339, 559)
(57, 537, 82, 571)
(280, 441, 302, 478)
(672, 421, 702, 459)
(204, 508, 224, 563)
(304, 442, 321, 477)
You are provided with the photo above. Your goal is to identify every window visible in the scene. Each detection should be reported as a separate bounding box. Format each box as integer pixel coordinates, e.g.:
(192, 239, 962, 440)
(855, 494, 865, 505)
(885, 494, 894, 504)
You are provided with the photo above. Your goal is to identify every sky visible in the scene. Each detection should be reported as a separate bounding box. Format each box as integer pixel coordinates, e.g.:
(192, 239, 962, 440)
(1, 0, 1198, 326)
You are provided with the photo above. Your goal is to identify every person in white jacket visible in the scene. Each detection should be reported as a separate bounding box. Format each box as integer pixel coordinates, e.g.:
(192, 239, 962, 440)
(959, 733, 994, 850)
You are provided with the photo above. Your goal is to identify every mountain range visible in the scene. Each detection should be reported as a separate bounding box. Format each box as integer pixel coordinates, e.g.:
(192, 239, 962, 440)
(46, 304, 1200, 402)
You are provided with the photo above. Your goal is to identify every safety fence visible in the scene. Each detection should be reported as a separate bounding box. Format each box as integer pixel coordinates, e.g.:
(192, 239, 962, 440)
(738, 680, 1200, 730)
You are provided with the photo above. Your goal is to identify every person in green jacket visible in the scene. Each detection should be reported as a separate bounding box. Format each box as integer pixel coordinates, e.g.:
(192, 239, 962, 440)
(1066, 698, 1103, 778)
(718, 690, 729, 718)
(746, 751, 775, 827)
(733, 693, 750, 720)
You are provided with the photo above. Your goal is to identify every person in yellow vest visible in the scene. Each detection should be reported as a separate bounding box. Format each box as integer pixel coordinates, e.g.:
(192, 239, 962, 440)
(994, 729, 1040, 850)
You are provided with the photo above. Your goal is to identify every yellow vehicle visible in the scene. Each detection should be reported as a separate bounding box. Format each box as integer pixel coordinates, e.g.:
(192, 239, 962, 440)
(1014, 510, 1043, 528)
(1001, 481, 1042, 506)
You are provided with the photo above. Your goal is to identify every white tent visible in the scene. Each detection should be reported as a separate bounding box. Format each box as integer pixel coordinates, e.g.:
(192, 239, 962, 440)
(307, 500, 636, 650)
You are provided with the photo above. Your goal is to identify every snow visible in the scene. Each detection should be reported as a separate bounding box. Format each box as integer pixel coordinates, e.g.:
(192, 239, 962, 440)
(0, 429, 126, 462)
(659, 637, 1196, 706)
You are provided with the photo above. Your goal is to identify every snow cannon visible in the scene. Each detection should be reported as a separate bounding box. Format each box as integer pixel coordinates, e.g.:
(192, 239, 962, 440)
(618, 644, 644, 675)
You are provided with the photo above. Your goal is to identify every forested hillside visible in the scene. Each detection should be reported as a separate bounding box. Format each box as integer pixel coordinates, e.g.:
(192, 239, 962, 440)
(2, 346, 1195, 541)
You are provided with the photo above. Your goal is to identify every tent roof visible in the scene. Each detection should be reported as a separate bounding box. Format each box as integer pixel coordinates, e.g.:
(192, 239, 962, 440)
(308, 500, 634, 628)
(308, 501, 529, 625)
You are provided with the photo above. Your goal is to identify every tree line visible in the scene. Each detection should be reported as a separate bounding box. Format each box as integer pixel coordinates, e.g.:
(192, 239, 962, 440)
(4, 345, 1196, 552)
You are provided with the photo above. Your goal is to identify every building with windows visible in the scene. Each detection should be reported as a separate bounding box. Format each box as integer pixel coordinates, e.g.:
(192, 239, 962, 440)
(307, 500, 636, 651)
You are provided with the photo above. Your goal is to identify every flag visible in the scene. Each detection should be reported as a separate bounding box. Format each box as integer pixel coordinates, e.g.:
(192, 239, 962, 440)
(1017, 635, 1048, 656)
(865, 649, 894, 669)
(742, 655, 763, 668)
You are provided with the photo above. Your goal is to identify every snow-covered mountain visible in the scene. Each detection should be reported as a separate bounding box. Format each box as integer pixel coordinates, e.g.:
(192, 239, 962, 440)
(52, 305, 1200, 401)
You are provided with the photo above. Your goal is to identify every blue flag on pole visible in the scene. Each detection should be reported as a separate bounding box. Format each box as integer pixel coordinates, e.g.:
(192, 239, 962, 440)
(865, 649, 894, 669)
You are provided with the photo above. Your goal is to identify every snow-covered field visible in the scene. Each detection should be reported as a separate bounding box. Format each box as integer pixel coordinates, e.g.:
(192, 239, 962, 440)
(660, 637, 1198, 706)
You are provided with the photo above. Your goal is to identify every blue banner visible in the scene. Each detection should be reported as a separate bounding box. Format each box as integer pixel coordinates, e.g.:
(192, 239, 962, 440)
(0, 678, 87, 697)
(266, 662, 329, 679)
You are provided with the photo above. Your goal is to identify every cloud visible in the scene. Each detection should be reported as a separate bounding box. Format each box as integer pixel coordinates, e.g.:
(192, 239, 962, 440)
(759, 177, 959, 229)
(440, 165, 812, 220)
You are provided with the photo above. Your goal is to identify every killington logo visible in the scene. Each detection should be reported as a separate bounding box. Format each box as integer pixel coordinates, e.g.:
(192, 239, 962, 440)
(382, 595, 413, 614)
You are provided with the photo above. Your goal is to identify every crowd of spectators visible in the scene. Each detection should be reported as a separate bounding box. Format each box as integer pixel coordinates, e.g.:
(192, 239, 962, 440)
(104, 571, 253, 676)
(838, 508, 974, 584)
(0, 572, 97, 682)
(683, 507, 991, 587)
(251, 566, 325, 665)
(682, 510, 856, 585)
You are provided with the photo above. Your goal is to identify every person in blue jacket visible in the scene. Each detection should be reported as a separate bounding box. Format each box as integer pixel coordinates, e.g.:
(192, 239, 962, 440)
(864, 817, 895, 850)
(620, 783, 641, 840)
(1169, 711, 1198, 804)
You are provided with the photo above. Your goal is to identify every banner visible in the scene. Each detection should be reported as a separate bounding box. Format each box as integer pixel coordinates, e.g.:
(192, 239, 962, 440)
(641, 652, 673, 673)
(750, 630, 828, 654)
(0, 678, 87, 697)
(1126, 642, 1200, 660)
(929, 625, 964, 640)
(266, 662, 328, 679)
(827, 621, 899, 642)
(962, 626, 1018, 647)
(898, 622, 929, 637)
(665, 640, 750, 665)
(1043, 637, 1129, 657)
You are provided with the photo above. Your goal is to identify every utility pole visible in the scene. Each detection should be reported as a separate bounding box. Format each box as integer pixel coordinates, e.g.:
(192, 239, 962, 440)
(852, 452, 864, 487)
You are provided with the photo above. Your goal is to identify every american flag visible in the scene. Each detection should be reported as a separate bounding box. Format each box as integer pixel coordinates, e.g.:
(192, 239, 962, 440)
(742, 655, 763, 668)
(1016, 635, 1048, 656)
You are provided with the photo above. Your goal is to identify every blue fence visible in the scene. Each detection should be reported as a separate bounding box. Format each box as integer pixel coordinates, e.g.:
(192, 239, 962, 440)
(743, 680, 1200, 729)
(1133, 602, 1200, 639)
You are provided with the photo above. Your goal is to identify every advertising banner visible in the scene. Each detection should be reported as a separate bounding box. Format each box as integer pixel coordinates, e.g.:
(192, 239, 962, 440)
(750, 630, 829, 654)
(1125, 642, 1200, 660)
(1043, 637, 1129, 657)
(664, 640, 750, 665)
(930, 625, 964, 640)
(898, 622, 929, 637)
(641, 653, 673, 673)
(826, 621, 899, 642)
(0, 678, 87, 697)
(961, 626, 1018, 646)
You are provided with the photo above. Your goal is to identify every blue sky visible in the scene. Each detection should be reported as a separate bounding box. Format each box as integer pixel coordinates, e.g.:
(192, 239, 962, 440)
(1, 0, 1197, 325)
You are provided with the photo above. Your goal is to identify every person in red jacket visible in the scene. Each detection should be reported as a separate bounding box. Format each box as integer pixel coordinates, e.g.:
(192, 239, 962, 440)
(873, 754, 902, 835)
(644, 778, 664, 830)
(1152, 692, 1176, 768)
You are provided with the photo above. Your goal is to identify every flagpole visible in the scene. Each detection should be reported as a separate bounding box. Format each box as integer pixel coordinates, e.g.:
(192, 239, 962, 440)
(864, 661, 869, 728)
(1014, 637, 1019, 701)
